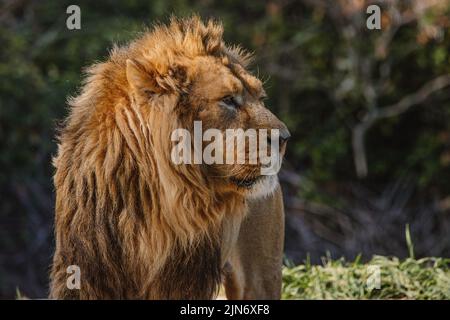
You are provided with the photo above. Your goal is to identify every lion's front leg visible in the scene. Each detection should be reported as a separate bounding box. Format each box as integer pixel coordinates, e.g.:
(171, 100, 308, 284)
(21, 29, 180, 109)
(224, 184, 285, 300)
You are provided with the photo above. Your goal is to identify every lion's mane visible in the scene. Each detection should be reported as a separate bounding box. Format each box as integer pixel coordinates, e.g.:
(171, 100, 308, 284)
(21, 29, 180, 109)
(50, 16, 251, 299)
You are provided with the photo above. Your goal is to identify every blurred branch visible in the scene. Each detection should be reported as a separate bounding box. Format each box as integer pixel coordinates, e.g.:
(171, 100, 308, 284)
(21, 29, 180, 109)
(353, 74, 450, 177)
(305, 0, 450, 178)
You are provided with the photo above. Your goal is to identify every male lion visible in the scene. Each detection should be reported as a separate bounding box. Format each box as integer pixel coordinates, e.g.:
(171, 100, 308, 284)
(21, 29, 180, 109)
(50, 16, 290, 299)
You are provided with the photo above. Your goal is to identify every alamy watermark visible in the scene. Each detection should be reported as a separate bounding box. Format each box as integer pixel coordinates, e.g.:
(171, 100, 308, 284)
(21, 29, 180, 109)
(366, 5, 381, 30)
(170, 121, 282, 176)
(366, 265, 381, 290)
(66, 265, 81, 290)
(66, 5, 81, 30)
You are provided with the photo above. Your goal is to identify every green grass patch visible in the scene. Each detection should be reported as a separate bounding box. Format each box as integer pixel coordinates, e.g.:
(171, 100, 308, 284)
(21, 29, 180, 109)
(282, 255, 450, 299)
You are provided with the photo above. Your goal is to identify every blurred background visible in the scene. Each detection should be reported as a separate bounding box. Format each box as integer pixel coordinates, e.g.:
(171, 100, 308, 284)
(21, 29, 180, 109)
(1, 0, 450, 299)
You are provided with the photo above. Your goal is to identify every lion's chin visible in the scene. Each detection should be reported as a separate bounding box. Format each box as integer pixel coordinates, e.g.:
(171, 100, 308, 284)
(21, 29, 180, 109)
(239, 175, 279, 199)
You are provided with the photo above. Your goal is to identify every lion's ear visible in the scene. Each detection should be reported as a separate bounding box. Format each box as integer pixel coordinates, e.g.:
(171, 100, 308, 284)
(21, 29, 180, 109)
(126, 59, 162, 97)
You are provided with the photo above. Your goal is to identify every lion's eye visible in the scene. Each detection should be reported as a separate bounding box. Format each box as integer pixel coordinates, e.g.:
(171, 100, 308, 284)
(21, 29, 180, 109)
(220, 95, 239, 109)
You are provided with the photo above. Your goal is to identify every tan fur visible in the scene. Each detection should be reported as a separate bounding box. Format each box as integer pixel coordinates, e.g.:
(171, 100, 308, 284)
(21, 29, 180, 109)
(224, 185, 285, 299)
(50, 16, 288, 299)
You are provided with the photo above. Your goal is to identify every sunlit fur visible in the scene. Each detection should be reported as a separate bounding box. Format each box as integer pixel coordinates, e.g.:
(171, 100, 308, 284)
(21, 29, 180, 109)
(50, 16, 285, 299)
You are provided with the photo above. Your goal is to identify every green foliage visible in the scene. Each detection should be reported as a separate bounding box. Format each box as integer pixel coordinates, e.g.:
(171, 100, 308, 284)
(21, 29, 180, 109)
(282, 255, 450, 299)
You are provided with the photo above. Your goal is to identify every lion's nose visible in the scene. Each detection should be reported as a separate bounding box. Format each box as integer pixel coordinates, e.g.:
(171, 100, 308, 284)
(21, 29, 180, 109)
(267, 127, 290, 152)
(278, 127, 290, 153)
(279, 127, 291, 144)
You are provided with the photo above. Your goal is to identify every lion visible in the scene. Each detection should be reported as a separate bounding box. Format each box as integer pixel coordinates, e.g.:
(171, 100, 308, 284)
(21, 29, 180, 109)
(50, 16, 290, 299)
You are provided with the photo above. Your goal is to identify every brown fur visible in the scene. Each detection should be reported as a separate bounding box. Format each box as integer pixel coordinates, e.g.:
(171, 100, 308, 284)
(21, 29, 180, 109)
(50, 16, 287, 299)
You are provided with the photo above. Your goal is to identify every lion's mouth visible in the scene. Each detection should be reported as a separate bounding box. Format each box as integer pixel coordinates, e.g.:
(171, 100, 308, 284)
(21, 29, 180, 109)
(230, 176, 262, 188)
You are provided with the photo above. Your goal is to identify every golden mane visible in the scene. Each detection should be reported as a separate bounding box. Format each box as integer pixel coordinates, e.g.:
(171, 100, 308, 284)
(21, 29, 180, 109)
(50, 16, 251, 299)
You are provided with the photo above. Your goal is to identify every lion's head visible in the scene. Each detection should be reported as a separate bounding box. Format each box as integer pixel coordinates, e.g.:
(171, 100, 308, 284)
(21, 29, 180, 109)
(124, 16, 290, 200)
